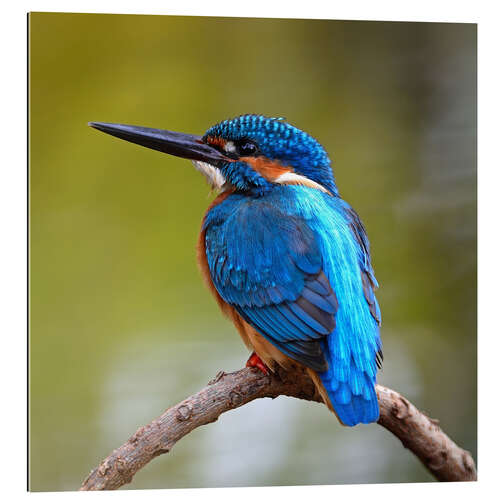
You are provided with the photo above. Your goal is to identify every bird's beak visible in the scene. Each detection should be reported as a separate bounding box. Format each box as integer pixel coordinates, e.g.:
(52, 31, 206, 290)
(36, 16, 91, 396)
(88, 122, 228, 165)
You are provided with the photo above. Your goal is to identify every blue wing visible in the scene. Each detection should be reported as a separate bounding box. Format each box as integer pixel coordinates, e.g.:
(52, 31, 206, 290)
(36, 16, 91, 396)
(315, 199, 382, 425)
(203, 190, 382, 426)
(204, 197, 337, 372)
(342, 202, 383, 366)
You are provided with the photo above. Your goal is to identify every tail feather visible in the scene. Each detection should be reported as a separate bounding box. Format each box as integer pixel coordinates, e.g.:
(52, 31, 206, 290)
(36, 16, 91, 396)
(317, 359, 379, 427)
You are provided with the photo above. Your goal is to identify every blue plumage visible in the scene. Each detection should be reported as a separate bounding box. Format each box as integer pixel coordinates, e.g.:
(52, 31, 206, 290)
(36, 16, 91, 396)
(89, 114, 382, 427)
(204, 185, 381, 425)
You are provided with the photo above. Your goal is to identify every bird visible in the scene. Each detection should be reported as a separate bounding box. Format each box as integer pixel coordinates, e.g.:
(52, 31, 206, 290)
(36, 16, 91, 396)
(89, 114, 382, 426)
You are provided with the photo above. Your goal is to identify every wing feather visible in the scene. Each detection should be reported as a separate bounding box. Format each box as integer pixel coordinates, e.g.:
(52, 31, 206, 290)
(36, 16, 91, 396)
(204, 201, 338, 371)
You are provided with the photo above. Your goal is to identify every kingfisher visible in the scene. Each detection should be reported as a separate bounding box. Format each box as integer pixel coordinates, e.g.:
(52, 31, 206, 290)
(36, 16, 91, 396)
(89, 114, 382, 426)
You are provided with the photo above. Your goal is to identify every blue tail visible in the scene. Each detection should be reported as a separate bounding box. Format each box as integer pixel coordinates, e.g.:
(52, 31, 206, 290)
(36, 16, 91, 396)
(319, 354, 379, 427)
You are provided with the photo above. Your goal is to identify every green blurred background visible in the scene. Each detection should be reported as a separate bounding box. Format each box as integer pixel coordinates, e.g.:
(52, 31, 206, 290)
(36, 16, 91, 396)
(29, 13, 477, 491)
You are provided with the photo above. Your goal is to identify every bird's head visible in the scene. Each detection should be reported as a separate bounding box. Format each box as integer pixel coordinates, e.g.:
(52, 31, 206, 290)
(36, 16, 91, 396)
(89, 114, 338, 196)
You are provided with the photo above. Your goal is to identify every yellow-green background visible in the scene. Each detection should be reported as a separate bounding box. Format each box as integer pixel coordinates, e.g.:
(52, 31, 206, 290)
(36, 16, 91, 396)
(29, 13, 477, 491)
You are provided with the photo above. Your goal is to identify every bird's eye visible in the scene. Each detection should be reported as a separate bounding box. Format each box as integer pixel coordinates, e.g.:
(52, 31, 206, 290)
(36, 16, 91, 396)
(237, 140, 258, 157)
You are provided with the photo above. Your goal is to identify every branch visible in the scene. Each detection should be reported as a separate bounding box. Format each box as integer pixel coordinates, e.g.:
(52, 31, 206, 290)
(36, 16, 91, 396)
(80, 367, 476, 490)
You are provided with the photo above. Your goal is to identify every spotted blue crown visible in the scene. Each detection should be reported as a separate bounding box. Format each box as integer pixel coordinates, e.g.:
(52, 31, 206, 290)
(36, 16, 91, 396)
(204, 114, 338, 195)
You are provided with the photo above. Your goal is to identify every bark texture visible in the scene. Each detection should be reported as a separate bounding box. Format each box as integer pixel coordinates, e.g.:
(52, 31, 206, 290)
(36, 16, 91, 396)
(80, 366, 476, 490)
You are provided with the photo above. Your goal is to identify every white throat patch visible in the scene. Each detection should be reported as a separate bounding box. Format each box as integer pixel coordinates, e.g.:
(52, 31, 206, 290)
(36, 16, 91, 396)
(192, 160, 227, 191)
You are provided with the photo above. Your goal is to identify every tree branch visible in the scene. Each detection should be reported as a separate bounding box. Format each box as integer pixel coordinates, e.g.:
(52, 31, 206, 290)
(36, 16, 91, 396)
(80, 366, 476, 490)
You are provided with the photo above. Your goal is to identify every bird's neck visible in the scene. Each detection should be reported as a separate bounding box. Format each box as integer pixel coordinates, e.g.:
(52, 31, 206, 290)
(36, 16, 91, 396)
(219, 161, 338, 198)
(220, 162, 275, 196)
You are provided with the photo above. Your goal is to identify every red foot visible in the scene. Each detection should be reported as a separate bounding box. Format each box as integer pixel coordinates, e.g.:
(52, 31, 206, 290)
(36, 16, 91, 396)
(246, 352, 269, 375)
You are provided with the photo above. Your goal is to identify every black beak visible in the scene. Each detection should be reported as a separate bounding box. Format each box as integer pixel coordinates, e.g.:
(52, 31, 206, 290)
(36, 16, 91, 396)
(88, 122, 228, 165)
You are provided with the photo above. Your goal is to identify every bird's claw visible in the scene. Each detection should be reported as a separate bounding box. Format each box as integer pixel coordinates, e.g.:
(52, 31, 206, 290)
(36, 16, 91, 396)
(246, 352, 269, 375)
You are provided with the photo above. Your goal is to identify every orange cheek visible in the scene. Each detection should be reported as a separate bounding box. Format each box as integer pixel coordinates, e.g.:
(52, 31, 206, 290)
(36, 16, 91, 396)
(240, 156, 292, 181)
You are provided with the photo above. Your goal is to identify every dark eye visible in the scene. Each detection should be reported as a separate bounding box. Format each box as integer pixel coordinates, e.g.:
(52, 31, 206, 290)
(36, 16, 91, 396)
(237, 140, 258, 157)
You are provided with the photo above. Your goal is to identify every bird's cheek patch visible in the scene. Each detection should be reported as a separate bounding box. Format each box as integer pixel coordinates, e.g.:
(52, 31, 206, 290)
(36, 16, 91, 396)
(240, 156, 292, 181)
(243, 156, 331, 194)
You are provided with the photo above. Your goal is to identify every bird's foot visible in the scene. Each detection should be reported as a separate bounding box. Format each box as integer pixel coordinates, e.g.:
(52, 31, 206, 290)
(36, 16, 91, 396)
(246, 352, 269, 375)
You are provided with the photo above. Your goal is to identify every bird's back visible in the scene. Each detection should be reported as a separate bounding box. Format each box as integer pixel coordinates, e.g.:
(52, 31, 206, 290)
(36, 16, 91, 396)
(202, 185, 382, 426)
